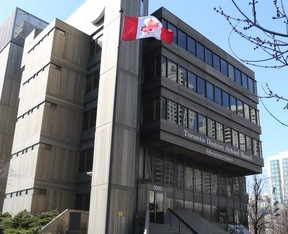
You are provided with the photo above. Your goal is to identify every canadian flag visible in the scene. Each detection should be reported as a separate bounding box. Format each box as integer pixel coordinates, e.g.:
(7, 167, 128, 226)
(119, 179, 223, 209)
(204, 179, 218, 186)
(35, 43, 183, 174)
(121, 16, 173, 44)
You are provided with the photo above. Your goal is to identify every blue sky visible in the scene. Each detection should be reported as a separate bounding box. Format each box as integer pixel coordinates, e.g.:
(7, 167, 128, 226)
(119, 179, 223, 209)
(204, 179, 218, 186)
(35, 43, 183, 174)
(1, 0, 287, 169)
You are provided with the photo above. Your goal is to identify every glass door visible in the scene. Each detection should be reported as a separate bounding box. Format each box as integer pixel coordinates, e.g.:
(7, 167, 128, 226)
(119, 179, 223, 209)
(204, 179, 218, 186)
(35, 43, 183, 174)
(149, 190, 164, 223)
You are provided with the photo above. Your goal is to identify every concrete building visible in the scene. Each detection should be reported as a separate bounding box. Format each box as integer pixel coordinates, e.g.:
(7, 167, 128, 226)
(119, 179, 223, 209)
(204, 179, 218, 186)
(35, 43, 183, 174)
(267, 151, 288, 204)
(1, 0, 263, 233)
(0, 8, 47, 211)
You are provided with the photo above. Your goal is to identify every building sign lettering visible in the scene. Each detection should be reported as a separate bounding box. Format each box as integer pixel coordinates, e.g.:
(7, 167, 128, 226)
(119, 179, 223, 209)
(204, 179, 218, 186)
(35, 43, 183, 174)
(183, 129, 253, 162)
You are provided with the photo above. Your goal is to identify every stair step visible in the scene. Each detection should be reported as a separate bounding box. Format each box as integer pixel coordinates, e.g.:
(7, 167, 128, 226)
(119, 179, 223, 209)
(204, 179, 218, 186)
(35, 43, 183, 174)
(150, 223, 192, 234)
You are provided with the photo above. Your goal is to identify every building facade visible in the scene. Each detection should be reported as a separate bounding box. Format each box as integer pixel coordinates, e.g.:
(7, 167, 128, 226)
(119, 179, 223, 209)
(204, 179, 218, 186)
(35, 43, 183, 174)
(267, 151, 288, 204)
(0, 8, 47, 211)
(1, 0, 263, 233)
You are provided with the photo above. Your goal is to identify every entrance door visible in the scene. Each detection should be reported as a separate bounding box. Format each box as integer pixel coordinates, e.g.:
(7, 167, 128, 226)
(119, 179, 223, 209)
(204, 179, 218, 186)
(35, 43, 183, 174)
(149, 190, 164, 223)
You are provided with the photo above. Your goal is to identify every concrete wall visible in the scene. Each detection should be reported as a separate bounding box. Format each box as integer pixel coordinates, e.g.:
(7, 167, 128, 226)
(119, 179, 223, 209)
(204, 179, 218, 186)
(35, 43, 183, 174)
(3, 19, 90, 215)
(87, 0, 148, 233)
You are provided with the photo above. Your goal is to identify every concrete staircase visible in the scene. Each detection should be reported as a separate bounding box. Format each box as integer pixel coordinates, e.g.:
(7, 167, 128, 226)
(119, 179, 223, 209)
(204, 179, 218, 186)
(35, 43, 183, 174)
(150, 223, 193, 234)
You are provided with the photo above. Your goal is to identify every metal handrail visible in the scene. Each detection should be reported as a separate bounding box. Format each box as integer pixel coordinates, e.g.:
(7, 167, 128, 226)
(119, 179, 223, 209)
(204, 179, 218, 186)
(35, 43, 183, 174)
(168, 208, 198, 234)
(143, 200, 150, 234)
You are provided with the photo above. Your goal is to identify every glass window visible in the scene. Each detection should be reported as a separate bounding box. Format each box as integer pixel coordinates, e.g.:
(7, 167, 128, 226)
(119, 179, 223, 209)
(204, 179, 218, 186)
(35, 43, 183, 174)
(233, 177, 240, 200)
(214, 87, 222, 105)
(228, 64, 235, 80)
(167, 59, 177, 82)
(222, 91, 230, 109)
(197, 77, 206, 97)
(198, 114, 207, 135)
(86, 74, 93, 93)
(188, 110, 198, 130)
(250, 107, 257, 124)
(207, 118, 216, 138)
(242, 73, 248, 89)
(161, 97, 167, 120)
(253, 139, 259, 156)
(174, 161, 184, 189)
(164, 158, 173, 186)
(224, 126, 232, 145)
(237, 99, 244, 117)
(213, 53, 220, 71)
(203, 204, 211, 221)
(92, 70, 100, 90)
(246, 136, 252, 154)
(178, 29, 187, 50)
(244, 103, 250, 120)
(232, 129, 239, 148)
(221, 59, 228, 76)
(230, 95, 237, 113)
(167, 100, 177, 124)
(197, 42, 205, 61)
(219, 173, 226, 197)
(235, 68, 241, 85)
(194, 166, 202, 193)
(227, 208, 234, 223)
(203, 168, 211, 195)
(143, 100, 156, 122)
(216, 122, 224, 142)
(178, 105, 188, 127)
(185, 166, 193, 190)
(212, 205, 218, 222)
(188, 71, 197, 92)
(188, 36, 196, 55)
(226, 177, 233, 198)
(239, 133, 246, 151)
(154, 156, 163, 184)
(162, 18, 168, 28)
(211, 170, 218, 196)
(205, 48, 213, 66)
(248, 77, 254, 93)
(178, 65, 188, 87)
(219, 207, 227, 223)
(206, 82, 214, 101)
(168, 22, 177, 43)
(161, 56, 167, 77)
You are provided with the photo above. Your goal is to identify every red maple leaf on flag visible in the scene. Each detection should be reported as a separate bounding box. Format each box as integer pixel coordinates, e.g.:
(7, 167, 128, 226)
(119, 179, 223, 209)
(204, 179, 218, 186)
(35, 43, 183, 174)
(141, 18, 159, 33)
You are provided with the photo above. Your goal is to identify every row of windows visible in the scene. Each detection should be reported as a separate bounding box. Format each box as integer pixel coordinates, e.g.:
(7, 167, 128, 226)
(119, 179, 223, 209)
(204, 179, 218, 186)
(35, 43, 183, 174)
(143, 97, 261, 157)
(145, 148, 247, 200)
(82, 107, 97, 131)
(145, 148, 248, 225)
(160, 56, 260, 125)
(86, 69, 100, 94)
(161, 97, 262, 157)
(162, 18, 257, 95)
(79, 148, 94, 173)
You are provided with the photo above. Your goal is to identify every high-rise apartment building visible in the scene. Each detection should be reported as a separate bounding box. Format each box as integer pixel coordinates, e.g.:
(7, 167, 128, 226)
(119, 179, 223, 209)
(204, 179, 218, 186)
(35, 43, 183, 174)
(0, 8, 47, 211)
(267, 151, 288, 204)
(1, 0, 263, 233)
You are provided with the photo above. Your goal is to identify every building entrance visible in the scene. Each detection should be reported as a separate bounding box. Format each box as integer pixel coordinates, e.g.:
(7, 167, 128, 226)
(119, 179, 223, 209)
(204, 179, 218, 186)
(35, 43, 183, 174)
(149, 187, 164, 223)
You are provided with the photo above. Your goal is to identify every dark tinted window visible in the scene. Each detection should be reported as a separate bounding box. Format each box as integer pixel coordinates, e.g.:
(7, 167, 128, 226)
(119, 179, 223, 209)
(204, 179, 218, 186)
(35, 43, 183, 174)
(188, 71, 197, 92)
(197, 77, 206, 97)
(197, 42, 205, 61)
(178, 29, 187, 50)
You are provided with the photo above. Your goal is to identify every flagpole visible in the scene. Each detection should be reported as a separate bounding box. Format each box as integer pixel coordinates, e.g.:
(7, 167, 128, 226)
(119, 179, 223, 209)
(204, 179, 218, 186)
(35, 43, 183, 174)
(104, 7, 124, 234)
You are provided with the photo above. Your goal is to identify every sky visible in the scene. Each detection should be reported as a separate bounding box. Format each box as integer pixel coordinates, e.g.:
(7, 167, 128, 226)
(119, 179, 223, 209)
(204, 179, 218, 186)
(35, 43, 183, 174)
(1, 0, 287, 172)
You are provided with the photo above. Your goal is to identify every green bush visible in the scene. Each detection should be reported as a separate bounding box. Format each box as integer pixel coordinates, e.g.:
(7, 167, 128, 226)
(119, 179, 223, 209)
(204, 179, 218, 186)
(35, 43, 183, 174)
(0, 210, 59, 234)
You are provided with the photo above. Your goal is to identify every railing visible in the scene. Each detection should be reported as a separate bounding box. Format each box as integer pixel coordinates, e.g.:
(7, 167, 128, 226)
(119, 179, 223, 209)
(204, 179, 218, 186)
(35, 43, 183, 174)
(143, 200, 150, 234)
(168, 208, 198, 234)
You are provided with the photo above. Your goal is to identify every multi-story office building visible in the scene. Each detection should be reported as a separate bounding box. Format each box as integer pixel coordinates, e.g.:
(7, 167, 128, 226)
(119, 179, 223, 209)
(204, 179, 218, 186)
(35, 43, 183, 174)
(0, 8, 47, 211)
(267, 151, 288, 204)
(1, 0, 263, 233)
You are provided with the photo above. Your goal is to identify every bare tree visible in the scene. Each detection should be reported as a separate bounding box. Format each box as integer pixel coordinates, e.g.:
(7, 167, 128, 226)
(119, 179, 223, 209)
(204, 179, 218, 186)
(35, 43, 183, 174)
(214, 0, 288, 125)
(247, 175, 273, 234)
(0, 159, 9, 180)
